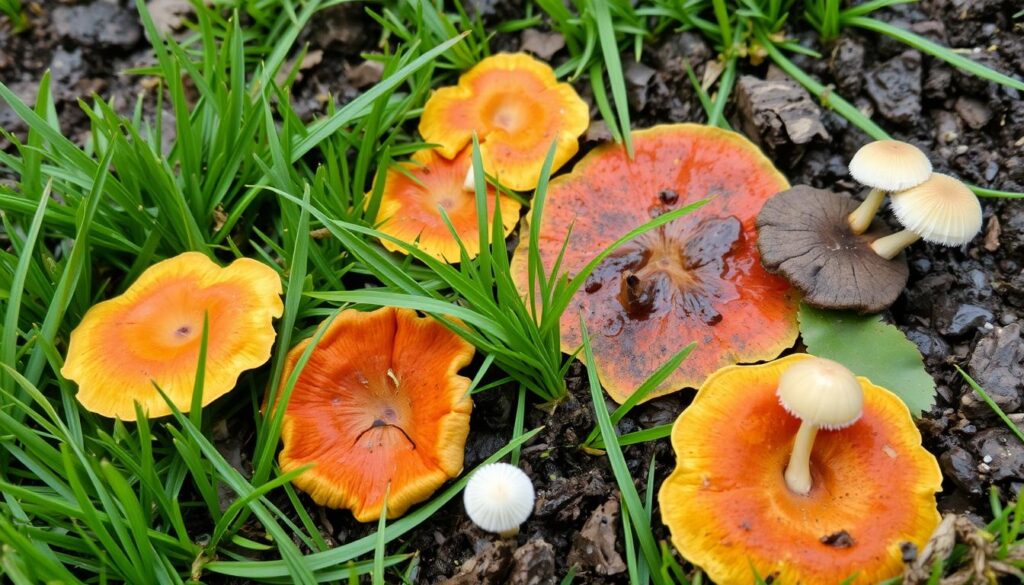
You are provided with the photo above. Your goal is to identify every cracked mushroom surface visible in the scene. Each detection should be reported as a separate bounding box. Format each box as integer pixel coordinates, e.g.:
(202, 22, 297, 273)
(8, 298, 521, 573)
(375, 147, 521, 262)
(419, 52, 589, 192)
(62, 252, 283, 420)
(757, 185, 909, 313)
(659, 354, 942, 585)
(273, 307, 474, 522)
(512, 124, 799, 403)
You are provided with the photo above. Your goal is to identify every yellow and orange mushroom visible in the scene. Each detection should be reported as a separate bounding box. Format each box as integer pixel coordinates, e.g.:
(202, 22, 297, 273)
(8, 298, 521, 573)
(62, 252, 283, 420)
(273, 307, 474, 522)
(659, 354, 942, 585)
(419, 52, 589, 192)
(376, 147, 521, 262)
(511, 124, 799, 404)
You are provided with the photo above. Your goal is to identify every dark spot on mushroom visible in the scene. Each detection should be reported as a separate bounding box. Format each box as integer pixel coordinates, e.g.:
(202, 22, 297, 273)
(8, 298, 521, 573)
(659, 189, 679, 204)
(820, 530, 855, 548)
(621, 272, 657, 320)
(175, 326, 192, 337)
(756, 186, 909, 313)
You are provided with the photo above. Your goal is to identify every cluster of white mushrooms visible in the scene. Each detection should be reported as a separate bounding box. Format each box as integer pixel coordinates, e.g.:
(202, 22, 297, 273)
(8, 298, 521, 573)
(846, 140, 983, 260)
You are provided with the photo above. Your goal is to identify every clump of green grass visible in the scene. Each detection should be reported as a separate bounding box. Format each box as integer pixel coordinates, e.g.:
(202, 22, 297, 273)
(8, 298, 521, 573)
(296, 139, 706, 403)
(0, 0, 28, 33)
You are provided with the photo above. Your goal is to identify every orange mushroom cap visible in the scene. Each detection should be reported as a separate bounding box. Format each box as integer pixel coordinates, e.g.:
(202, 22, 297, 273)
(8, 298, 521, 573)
(511, 124, 799, 403)
(376, 147, 521, 262)
(419, 53, 589, 192)
(274, 307, 474, 522)
(62, 252, 283, 420)
(659, 354, 942, 585)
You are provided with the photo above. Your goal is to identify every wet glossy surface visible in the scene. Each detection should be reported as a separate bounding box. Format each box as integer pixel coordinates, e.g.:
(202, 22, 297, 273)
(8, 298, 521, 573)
(511, 124, 800, 403)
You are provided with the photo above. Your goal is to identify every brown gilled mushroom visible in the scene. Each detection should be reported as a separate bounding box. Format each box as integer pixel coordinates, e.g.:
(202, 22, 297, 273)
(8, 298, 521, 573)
(757, 185, 909, 313)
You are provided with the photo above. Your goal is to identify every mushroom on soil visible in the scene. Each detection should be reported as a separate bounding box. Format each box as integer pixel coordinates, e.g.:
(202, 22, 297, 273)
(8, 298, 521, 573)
(847, 140, 932, 235)
(659, 354, 941, 585)
(419, 52, 589, 192)
(871, 173, 983, 260)
(271, 307, 474, 522)
(511, 124, 799, 404)
(375, 147, 521, 262)
(757, 185, 910, 313)
(62, 252, 283, 420)
(463, 462, 535, 537)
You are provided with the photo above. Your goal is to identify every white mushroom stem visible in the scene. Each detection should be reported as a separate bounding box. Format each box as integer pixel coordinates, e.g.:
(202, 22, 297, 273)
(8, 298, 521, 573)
(463, 166, 476, 192)
(784, 421, 819, 495)
(870, 229, 921, 260)
(847, 188, 885, 235)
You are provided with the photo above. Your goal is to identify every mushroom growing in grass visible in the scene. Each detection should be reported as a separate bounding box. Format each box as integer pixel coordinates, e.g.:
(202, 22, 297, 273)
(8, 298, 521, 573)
(870, 173, 983, 260)
(512, 124, 800, 404)
(757, 185, 909, 313)
(847, 140, 932, 234)
(419, 52, 589, 192)
(463, 462, 535, 537)
(62, 252, 283, 420)
(376, 147, 521, 262)
(272, 307, 474, 522)
(660, 354, 941, 585)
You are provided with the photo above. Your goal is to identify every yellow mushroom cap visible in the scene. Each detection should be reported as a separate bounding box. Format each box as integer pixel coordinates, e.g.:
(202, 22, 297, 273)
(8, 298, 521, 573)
(848, 140, 932, 192)
(62, 252, 283, 420)
(889, 173, 982, 246)
(777, 356, 864, 430)
(660, 354, 942, 585)
(419, 53, 589, 192)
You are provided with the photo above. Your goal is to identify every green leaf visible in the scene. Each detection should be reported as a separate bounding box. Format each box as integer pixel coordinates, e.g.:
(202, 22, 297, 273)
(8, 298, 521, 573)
(797, 303, 934, 416)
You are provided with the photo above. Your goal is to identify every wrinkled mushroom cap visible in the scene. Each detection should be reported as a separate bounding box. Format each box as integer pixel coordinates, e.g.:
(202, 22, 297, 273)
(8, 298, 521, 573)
(274, 307, 474, 522)
(376, 148, 521, 262)
(62, 252, 283, 420)
(757, 186, 909, 313)
(889, 173, 982, 246)
(777, 357, 863, 430)
(419, 53, 589, 191)
(511, 124, 799, 404)
(660, 354, 942, 585)
(849, 140, 932, 192)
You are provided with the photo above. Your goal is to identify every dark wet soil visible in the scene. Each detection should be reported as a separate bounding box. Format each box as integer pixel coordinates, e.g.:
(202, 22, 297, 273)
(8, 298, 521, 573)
(4, 0, 1024, 582)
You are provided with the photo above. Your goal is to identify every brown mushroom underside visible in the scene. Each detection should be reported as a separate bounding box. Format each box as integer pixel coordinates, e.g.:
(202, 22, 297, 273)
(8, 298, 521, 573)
(756, 186, 909, 313)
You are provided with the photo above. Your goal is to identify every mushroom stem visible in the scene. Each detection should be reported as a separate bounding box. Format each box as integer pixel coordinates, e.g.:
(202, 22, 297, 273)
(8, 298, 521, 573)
(847, 188, 886, 235)
(869, 229, 921, 260)
(463, 166, 476, 192)
(784, 421, 818, 495)
(498, 527, 520, 538)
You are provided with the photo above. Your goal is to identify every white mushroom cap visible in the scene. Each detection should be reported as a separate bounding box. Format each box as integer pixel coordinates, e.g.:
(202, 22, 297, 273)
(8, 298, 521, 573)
(889, 173, 982, 246)
(777, 357, 863, 430)
(463, 463, 535, 534)
(849, 140, 932, 192)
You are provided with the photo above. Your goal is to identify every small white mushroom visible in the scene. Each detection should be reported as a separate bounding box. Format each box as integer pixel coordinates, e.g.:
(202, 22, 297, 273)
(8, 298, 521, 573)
(463, 462, 535, 536)
(847, 140, 933, 235)
(777, 357, 864, 495)
(870, 173, 982, 260)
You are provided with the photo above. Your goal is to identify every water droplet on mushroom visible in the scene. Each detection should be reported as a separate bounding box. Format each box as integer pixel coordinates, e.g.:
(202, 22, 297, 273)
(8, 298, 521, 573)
(659, 189, 679, 204)
(331, 397, 342, 406)
(355, 371, 369, 386)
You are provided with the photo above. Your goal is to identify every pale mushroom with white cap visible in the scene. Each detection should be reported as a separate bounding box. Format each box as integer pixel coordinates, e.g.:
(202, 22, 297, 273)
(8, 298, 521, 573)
(463, 462, 535, 537)
(847, 140, 933, 235)
(777, 357, 864, 495)
(870, 173, 983, 260)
